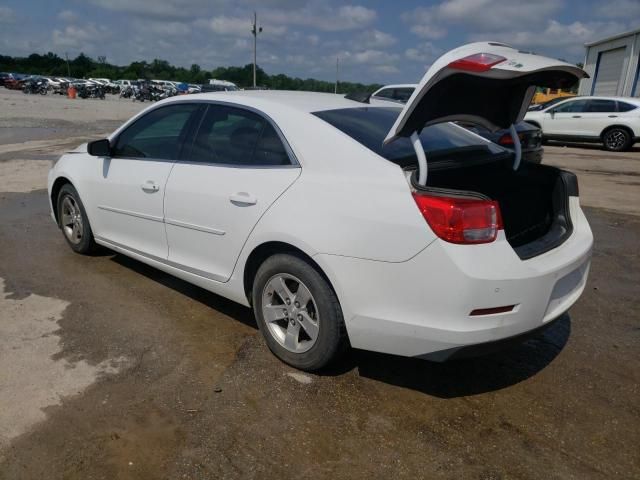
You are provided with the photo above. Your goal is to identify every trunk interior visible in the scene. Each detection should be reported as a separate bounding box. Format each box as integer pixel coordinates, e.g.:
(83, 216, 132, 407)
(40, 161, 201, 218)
(412, 160, 577, 259)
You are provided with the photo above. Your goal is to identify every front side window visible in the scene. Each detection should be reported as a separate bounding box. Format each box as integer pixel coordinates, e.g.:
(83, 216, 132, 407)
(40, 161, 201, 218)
(185, 105, 291, 166)
(113, 103, 200, 160)
(552, 99, 589, 113)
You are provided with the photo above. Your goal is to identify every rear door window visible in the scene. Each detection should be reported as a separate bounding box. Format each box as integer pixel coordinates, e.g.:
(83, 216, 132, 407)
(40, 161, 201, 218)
(185, 105, 291, 166)
(585, 99, 617, 112)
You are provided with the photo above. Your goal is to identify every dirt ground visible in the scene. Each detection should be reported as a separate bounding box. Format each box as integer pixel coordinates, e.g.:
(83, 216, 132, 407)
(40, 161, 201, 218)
(0, 89, 638, 479)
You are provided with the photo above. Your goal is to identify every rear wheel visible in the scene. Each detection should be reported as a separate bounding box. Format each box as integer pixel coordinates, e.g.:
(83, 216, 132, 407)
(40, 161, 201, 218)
(602, 128, 631, 152)
(252, 253, 346, 371)
(57, 184, 97, 254)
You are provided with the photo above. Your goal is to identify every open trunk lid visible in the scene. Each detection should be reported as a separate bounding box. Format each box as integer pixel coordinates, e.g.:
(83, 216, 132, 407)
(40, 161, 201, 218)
(384, 42, 587, 144)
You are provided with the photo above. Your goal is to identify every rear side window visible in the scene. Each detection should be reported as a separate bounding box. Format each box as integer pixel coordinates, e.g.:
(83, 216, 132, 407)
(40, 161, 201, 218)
(113, 103, 200, 159)
(185, 105, 291, 166)
(586, 99, 617, 112)
(617, 101, 637, 112)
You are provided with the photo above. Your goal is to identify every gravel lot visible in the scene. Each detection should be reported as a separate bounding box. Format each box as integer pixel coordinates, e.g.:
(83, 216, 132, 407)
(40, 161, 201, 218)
(0, 88, 638, 479)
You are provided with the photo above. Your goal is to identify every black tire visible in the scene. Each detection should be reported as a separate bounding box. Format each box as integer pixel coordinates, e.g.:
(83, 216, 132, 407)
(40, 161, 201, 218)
(602, 128, 632, 152)
(252, 253, 346, 371)
(56, 184, 97, 254)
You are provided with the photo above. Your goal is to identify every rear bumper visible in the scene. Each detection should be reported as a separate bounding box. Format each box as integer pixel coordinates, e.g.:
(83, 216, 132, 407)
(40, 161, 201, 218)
(316, 197, 592, 359)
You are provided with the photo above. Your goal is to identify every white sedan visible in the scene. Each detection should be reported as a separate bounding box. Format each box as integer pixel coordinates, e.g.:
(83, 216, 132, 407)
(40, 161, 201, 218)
(524, 96, 640, 151)
(48, 42, 593, 370)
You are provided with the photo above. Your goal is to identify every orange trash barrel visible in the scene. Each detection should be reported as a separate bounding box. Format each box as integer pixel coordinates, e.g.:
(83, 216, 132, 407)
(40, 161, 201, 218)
(67, 86, 76, 99)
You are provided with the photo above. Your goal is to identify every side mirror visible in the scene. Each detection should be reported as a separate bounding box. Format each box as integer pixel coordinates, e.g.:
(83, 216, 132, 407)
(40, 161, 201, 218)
(87, 138, 111, 156)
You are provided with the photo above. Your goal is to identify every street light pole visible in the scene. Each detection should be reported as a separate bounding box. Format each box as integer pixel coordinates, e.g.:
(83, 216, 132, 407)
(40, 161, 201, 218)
(251, 11, 262, 88)
(335, 56, 339, 94)
(65, 52, 71, 77)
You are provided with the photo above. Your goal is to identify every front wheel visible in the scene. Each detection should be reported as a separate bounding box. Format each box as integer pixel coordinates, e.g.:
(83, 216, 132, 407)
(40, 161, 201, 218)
(603, 128, 631, 152)
(252, 253, 346, 371)
(56, 184, 97, 254)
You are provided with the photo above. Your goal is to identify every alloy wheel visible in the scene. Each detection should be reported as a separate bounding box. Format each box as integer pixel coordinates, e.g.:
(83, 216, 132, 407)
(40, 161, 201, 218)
(261, 273, 320, 353)
(61, 196, 83, 245)
(605, 130, 627, 151)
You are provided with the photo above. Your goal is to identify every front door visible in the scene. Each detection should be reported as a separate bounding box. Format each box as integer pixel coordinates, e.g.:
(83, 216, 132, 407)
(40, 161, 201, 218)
(88, 103, 202, 258)
(542, 99, 590, 136)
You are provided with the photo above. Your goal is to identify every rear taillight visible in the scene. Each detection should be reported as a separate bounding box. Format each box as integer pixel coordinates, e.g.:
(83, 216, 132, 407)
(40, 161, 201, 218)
(447, 53, 507, 72)
(497, 132, 523, 146)
(412, 193, 503, 244)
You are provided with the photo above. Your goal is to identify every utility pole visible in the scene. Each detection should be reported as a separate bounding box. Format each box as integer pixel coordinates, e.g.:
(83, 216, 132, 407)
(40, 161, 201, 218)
(251, 12, 262, 88)
(65, 52, 71, 77)
(335, 56, 339, 94)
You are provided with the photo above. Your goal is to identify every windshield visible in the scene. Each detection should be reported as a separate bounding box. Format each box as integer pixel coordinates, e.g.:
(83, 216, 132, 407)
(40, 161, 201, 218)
(313, 107, 507, 168)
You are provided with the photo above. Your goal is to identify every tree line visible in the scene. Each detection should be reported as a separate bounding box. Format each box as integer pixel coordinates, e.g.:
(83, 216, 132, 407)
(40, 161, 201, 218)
(0, 52, 382, 93)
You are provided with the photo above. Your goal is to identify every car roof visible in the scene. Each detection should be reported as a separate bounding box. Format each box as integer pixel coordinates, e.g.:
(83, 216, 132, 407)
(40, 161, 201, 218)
(162, 90, 386, 114)
(556, 96, 640, 104)
(376, 84, 417, 90)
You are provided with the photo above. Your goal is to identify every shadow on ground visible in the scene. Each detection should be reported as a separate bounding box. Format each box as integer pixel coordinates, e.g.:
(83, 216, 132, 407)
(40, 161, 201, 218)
(110, 250, 570, 399)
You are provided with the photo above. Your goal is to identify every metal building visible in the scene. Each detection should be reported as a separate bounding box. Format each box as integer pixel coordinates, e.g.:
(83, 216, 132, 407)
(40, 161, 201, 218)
(578, 28, 640, 97)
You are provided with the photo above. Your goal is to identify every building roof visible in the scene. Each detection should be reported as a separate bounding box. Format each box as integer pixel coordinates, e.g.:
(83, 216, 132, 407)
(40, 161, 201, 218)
(585, 27, 640, 47)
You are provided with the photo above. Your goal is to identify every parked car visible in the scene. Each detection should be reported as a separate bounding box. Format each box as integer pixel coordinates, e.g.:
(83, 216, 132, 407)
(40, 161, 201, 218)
(368, 83, 545, 163)
(462, 121, 543, 164)
(524, 96, 640, 151)
(3, 73, 26, 90)
(0, 72, 12, 87)
(370, 84, 416, 104)
(48, 42, 592, 370)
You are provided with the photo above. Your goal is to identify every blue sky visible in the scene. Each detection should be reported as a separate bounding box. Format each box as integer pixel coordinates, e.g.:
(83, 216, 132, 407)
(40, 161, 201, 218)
(0, 0, 638, 84)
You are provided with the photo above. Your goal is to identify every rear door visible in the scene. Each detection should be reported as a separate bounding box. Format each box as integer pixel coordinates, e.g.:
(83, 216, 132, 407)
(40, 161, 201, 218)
(384, 42, 587, 144)
(163, 103, 300, 282)
(581, 99, 619, 135)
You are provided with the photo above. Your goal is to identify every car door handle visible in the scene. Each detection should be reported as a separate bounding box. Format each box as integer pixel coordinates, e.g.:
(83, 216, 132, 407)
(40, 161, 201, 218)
(141, 181, 160, 193)
(229, 192, 257, 206)
(572, 115, 582, 118)
(608, 115, 618, 118)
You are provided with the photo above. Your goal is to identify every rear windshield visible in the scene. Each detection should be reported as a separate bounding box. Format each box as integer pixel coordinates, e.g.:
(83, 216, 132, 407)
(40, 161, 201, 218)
(313, 107, 507, 168)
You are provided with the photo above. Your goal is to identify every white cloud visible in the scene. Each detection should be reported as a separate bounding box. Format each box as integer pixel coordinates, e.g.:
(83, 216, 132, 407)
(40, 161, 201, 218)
(595, 0, 640, 19)
(263, 4, 376, 31)
(52, 24, 112, 50)
(0, 6, 15, 23)
(196, 15, 287, 36)
(57, 10, 78, 22)
(355, 29, 397, 48)
(405, 42, 442, 62)
(469, 19, 629, 57)
(403, 0, 561, 39)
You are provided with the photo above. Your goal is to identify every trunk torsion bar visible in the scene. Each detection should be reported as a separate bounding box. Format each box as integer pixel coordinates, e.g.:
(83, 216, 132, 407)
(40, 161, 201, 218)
(411, 131, 428, 186)
(509, 124, 522, 171)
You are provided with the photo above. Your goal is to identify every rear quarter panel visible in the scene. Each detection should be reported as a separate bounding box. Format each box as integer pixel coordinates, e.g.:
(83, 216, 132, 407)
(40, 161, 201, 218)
(238, 113, 437, 264)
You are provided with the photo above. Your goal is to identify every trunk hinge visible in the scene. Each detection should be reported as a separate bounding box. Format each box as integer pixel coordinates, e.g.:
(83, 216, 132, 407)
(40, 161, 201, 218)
(410, 131, 428, 186)
(509, 124, 522, 171)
